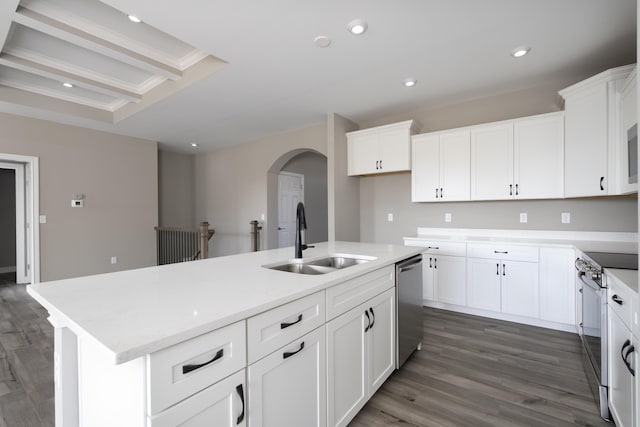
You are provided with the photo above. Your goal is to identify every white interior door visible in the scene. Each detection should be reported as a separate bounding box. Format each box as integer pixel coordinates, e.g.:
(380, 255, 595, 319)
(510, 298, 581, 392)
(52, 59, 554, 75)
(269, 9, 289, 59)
(278, 172, 304, 248)
(0, 162, 26, 284)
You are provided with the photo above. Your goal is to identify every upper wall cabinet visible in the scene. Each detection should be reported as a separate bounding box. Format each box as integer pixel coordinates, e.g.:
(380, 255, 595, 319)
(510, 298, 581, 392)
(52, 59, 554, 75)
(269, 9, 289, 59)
(412, 130, 470, 202)
(470, 112, 565, 201)
(618, 67, 638, 195)
(347, 120, 420, 176)
(559, 64, 635, 197)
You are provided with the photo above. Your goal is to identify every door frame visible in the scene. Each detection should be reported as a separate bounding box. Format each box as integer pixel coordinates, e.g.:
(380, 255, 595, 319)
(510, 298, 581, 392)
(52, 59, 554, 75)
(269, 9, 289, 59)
(277, 171, 304, 248)
(0, 153, 40, 284)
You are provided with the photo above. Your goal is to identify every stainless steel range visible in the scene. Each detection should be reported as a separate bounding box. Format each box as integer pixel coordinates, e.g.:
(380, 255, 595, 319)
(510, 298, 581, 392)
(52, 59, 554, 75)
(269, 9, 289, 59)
(575, 251, 638, 421)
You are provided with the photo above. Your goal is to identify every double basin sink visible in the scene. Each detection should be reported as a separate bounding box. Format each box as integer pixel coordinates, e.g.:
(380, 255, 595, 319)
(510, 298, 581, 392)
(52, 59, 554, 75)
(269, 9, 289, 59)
(265, 254, 375, 275)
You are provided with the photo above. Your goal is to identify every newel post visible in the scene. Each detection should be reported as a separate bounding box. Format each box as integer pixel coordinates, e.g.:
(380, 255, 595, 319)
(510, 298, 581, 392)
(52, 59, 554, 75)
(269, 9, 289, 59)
(199, 222, 209, 259)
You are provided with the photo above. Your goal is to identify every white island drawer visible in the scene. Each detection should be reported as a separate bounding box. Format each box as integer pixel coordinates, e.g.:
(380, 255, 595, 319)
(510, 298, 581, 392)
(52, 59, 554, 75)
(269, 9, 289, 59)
(467, 243, 538, 262)
(608, 274, 636, 329)
(326, 265, 394, 321)
(248, 291, 325, 364)
(406, 240, 466, 256)
(146, 320, 246, 415)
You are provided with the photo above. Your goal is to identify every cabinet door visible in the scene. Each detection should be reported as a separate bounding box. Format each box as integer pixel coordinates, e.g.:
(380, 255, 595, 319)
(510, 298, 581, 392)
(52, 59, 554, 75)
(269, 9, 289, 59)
(608, 311, 634, 427)
(564, 84, 609, 197)
(379, 128, 411, 173)
(514, 114, 564, 199)
(326, 306, 368, 427)
(149, 370, 246, 427)
(422, 256, 435, 300)
(347, 133, 379, 176)
(539, 248, 576, 325)
(471, 124, 514, 200)
(433, 256, 466, 306)
(367, 289, 396, 394)
(466, 258, 501, 312)
(501, 261, 539, 318)
(411, 134, 440, 202)
(248, 327, 326, 427)
(619, 74, 638, 194)
(439, 130, 471, 201)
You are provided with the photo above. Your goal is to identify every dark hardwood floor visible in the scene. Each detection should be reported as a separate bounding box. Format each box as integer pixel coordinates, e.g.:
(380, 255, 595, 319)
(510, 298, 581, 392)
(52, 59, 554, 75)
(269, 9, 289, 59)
(0, 273, 54, 427)
(0, 274, 609, 427)
(350, 308, 610, 427)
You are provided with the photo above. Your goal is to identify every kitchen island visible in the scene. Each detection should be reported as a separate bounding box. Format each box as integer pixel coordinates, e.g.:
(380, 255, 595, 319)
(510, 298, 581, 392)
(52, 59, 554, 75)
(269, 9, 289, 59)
(27, 241, 421, 427)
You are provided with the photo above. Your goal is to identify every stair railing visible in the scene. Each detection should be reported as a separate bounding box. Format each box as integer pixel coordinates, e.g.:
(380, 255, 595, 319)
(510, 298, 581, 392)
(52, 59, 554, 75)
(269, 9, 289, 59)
(154, 222, 215, 265)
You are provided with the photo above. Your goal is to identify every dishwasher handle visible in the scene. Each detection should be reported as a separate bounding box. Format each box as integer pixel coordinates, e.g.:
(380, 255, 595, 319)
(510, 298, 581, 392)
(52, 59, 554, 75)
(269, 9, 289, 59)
(397, 255, 422, 273)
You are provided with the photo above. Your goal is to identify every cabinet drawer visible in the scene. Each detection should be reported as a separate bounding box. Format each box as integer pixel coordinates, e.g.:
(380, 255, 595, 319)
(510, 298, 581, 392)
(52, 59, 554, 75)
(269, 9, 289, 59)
(148, 369, 246, 427)
(608, 274, 635, 330)
(467, 243, 538, 262)
(146, 321, 246, 415)
(407, 240, 466, 256)
(247, 291, 325, 364)
(326, 266, 394, 321)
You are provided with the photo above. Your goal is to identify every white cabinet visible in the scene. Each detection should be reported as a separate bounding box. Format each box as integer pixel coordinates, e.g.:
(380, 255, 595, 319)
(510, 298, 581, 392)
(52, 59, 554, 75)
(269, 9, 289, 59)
(347, 120, 418, 176)
(466, 244, 539, 319)
(559, 64, 634, 197)
(327, 288, 395, 427)
(416, 241, 466, 304)
(617, 67, 638, 195)
(412, 130, 470, 202)
(148, 370, 246, 427)
(538, 248, 576, 325)
(248, 327, 326, 427)
(471, 113, 564, 200)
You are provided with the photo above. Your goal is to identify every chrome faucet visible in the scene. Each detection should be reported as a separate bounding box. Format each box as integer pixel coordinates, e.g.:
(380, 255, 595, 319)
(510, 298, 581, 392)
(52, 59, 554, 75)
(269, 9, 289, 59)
(295, 202, 314, 258)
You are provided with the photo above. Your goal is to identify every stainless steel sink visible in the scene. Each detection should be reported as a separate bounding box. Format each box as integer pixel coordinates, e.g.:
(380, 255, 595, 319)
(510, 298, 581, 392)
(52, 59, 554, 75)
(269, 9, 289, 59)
(264, 254, 374, 275)
(306, 256, 370, 269)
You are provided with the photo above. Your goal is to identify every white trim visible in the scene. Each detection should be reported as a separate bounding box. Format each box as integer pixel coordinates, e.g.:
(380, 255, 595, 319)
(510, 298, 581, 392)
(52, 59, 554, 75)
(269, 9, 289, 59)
(0, 153, 40, 284)
(0, 266, 16, 274)
(559, 64, 635, 99)
(0, 161, 26, 283)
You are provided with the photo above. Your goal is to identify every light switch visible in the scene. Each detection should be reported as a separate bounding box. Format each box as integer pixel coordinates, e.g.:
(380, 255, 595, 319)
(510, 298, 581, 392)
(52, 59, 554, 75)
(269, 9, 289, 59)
(111, 256, 117, 264)
(519, 213, 528, 223)
(39, 215, 46, 224)
(445, 213, 452, 223)
(561, 212, 571, 224)
(387, 213, 393, 222)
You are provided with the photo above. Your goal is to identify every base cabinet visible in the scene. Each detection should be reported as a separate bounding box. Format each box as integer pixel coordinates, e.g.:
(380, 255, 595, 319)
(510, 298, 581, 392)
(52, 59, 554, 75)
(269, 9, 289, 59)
(609, 309, 635, 427)
(423, 255, 466, 305)
(327, 288, 395, 427)
(248, 327, 326, 427)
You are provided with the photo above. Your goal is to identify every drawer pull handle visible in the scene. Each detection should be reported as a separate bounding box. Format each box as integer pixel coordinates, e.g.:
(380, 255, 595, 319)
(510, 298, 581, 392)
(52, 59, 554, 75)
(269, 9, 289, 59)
(369, 307, 375, 329)
(611, 294, 623, 305)
(494, 250, 508, 254)
(623, 344, 635, 376)
(280, 313, 303, 329)
(182, 348, 224, 375)
(427, 246, 440, 250)
(283, 341, 305, 359)
(365, 310, 371, 332)
(236, 384, 245, 424)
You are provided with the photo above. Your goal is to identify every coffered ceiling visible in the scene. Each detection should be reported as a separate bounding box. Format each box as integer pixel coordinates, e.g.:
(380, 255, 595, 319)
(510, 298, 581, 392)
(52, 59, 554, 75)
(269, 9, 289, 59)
(0, 0, 636, 152)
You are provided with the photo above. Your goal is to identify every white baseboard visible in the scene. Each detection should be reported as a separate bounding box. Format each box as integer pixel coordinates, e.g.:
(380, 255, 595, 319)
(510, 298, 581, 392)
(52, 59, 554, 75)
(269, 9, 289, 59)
(0, 266, 16, 274)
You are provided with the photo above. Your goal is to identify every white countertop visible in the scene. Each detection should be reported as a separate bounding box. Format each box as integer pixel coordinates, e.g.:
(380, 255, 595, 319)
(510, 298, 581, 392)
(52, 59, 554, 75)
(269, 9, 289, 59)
(606, 268, 639, 293)
(27, 241, 421, 365)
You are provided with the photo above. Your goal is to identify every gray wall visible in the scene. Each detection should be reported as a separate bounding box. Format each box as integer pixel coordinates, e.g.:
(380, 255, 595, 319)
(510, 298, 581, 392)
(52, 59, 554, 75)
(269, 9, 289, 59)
(328, 113, 361, 242)
(357, 82, 638, 243)
(281, 152, 328, 244)
(158, 150, 195, 228)
(0, 169, 15, 269)
(194, 124, 327, 257)
(0, 113, 158, 281)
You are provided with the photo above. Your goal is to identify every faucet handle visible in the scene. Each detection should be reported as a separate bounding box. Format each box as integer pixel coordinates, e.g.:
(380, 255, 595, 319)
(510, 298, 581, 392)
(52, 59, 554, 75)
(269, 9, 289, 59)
(302, 244, 315, 250)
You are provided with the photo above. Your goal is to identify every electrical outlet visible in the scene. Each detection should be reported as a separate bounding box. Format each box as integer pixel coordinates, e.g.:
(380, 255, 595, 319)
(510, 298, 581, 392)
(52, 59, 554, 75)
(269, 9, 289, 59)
(39, 215, 46, 224)
(561, 212, 571, 224)
(111, 256, 117, 265)
(387, 213, 393, 222)
(519, 213, 528, 223)
(445, 213, 452, 223)
(260, 213, 265, 221)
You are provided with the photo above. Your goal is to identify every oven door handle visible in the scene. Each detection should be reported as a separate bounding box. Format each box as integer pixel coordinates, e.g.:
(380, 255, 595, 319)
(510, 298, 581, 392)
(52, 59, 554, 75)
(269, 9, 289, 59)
(577, 272, 602, 292)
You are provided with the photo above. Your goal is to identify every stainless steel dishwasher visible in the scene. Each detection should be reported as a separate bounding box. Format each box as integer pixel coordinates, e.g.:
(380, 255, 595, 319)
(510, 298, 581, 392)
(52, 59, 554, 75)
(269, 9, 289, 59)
(396, 254, 423, 368)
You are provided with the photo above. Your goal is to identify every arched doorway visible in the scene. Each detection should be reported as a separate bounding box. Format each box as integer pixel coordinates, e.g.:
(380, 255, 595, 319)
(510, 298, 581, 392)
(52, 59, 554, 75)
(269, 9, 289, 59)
(267, 149, 328, 249)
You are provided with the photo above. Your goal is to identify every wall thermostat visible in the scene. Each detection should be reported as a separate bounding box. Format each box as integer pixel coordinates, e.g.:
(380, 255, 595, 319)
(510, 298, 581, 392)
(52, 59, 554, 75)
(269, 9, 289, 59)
(71, 199, 84, 207)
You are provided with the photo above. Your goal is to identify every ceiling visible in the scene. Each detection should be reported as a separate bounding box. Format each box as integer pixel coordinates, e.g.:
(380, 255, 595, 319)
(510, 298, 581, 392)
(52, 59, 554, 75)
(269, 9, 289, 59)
(0, 0, 636, 152)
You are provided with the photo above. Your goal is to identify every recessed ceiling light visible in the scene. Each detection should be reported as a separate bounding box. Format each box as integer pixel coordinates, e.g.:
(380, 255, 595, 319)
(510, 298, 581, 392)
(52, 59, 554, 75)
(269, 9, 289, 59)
(314, 36, 331, 48)
(190, 142, 199, 147)
(347, 19, 368, 35)
(128, 14, 142, 23)
(62, 82, 73, 88)
(511, 46, 531, 58)
(403, 79, 417, 87)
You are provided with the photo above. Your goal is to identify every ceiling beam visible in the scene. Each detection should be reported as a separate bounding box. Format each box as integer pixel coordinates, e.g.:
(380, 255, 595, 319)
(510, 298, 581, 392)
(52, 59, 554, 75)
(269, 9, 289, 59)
(0, 0, 19, 50)
(0, 53, 142, 103)
(13, 6, 183, 80)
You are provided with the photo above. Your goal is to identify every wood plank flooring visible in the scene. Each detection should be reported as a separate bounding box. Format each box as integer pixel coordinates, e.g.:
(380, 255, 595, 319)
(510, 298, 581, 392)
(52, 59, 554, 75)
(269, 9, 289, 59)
(0, 273, 53, 427)
(0, 274, 609, 427)
(350, 308, 610, 427)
